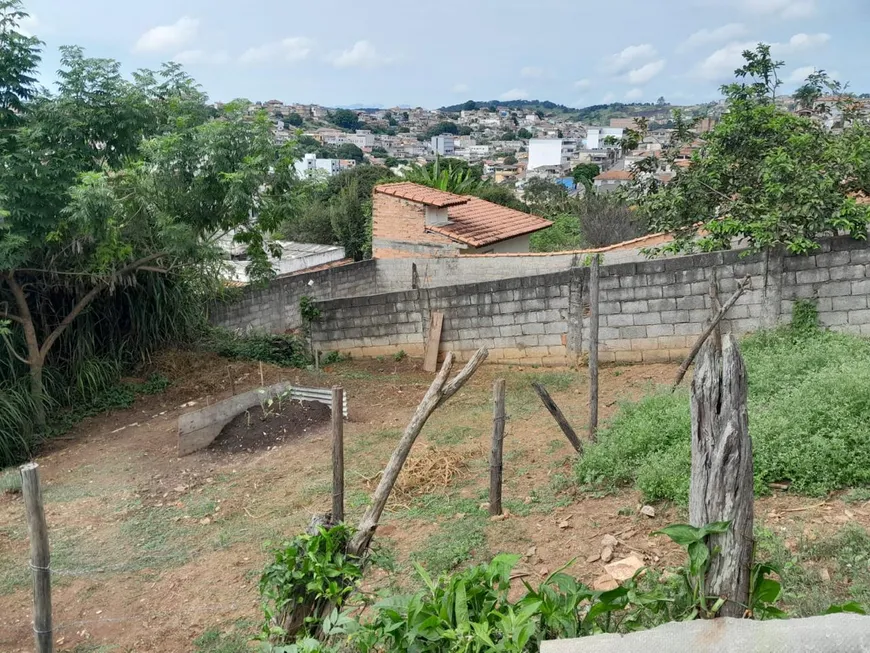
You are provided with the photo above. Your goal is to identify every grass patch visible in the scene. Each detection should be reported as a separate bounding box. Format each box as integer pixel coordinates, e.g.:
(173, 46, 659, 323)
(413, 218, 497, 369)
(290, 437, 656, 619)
(0, 467, 21, 494)
(756, 523, 870, 616)
(401, 493, 483, 521)
(411, 516, 488, 575)
(193, 621, 255, 653)
(428, 425, 479, 446)
(577, 326, 870, 502)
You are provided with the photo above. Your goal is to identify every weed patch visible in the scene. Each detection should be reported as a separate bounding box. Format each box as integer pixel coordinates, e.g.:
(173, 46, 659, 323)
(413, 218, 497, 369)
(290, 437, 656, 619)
(577, 328, 870, 502)
(411, 516, 488, 575)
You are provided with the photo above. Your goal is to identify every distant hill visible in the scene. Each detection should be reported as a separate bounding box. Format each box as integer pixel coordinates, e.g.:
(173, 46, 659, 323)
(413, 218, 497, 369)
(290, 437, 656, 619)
(439, 99, 577, 114)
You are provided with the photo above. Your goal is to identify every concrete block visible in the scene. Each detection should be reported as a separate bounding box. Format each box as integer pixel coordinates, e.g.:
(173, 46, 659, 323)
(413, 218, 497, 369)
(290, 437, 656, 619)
(852, 279, 870, 295)
(662, 282, 693, 298)
(599, 327, 622, 340)
(783, 256, 818, 271)
(605, 287, 638, 302)
(677, 295, 706, 310)
(847, 309, 870, 325)
(647, 324, 675, 337)
(675, 322, 703, 336)
(820, 311, 848, 326)
(621, 300, 649, 313)
(630, 337, 659, 351)
(521, 322, 545, 335)
(619, 326, 648, 339)
(605, 313, 635, 327)
(815, 251, 852, 267)
(657, 335, 689, 349)
(648, 298, 678, 312)
(817, 281, 853, 297)
(832, 296, 868, 311)
(634, 286, 664, 300)
(634, 312, 663, 326)
(674, 268, 707, 284)
(599, 302, 622, 315)
(796, 268, 830, 284)
(850, 248, 870, 264)
(545, 322, 567, 334)
(614, 350, 644, 363)
(830, 264, 867, 281)
(642, 350, 671, 363)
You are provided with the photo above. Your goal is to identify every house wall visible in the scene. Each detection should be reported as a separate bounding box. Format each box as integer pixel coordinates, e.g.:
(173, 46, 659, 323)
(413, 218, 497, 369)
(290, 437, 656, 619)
(371, 192, 462, 258)
(310, 236, 870, 365)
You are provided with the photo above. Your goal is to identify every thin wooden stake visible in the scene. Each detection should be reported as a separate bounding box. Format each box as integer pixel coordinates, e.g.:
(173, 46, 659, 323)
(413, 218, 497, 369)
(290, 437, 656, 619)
(532, 382, 583, 453)
(672, 275, 751, 391)
(489, 379, 506, 516)
(227, 366, 235, 396)
(589, 256, 600, 441)
(331, 387, 345, 523)
(20, 462, 52, 653)
(259, 361, 265, 387)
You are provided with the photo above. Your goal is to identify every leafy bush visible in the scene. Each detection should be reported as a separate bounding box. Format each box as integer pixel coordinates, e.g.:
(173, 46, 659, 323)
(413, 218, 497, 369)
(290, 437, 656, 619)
(577, 325, 870, 502)
(205, 328, 310, 368)
(259, 525, 362, 643)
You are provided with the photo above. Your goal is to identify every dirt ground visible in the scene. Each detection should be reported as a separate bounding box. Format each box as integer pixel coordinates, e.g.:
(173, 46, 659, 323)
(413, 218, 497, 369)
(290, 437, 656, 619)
(1, 351, 868, 652)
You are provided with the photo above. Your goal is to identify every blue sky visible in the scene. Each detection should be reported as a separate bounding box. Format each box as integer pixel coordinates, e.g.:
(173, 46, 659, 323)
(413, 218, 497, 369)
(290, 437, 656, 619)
(19, 0, 869, 108)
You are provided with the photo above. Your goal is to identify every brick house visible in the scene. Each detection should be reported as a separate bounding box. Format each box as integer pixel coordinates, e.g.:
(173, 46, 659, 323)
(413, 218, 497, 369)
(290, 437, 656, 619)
(372, 182, 552, 258)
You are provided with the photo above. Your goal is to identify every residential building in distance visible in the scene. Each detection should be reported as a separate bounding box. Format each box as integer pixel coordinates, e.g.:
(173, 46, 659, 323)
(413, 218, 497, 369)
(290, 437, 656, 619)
(294, 153, 349, 178)
(609, 117, 641, 130)
(527, 138, 564, 170)
(585, 126, 625, 149)
(371, 182, 551, 257)
(431, 134, 456, 156)
(593, 169, 633, 193)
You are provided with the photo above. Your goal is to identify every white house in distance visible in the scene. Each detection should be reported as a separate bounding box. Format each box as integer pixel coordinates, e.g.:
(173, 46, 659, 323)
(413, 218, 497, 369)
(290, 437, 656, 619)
(585, 126, 625, 149)
(527, 138, 564, 170)
(431, 134, 456, 156)
(294, 153, 356, 178)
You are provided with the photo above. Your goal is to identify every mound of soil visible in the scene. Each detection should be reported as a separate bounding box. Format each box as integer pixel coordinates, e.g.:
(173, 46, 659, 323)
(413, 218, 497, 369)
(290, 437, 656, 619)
(209, 399, 331, 454)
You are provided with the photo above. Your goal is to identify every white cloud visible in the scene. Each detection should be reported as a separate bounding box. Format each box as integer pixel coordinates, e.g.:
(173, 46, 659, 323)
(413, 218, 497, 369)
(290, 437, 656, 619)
(741, 0, 816, 18)
(679, 23, 747, 51)
(625, 88, 644, 100)
(17, 13, 41, 37)
(173, 49, 229, 65)
(692, 32, 830, 81)
(787, 65, 817, 84)
(624, 59, 666, 85)
(134, 16, 199, 54)
(330, 40, 391, 69)
(604, 44, 658, 74)
(602, 92, 617, 103)
(240, 37, 314, 65)
(499, 88, 529, 101)
(520, 66, 546, 79)
(574, 78, 592, 89)
(452, 83, 470, 94)
(692, 41, 757, 81)
(779, 32, 830, 53)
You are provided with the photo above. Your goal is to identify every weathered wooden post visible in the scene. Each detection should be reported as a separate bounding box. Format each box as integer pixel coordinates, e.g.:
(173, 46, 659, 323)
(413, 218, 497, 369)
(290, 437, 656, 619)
(489, 379, 506, 516)
(588, 255, 600, 441)
(689, 334, 754, 618)
(532, 383, 583, 453)
(331, 386, 345, 523)
(20, 462, 53, 653)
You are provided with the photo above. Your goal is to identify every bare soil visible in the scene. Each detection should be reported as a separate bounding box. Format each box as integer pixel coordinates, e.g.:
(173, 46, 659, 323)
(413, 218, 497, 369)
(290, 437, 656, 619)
(0, 351, 867, 652)
(209, 399, 331, 454)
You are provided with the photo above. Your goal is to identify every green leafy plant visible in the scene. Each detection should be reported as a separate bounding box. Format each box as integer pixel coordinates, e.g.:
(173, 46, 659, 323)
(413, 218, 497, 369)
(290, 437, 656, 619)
(654, 521, 731, 618)
(393, 350, 407, 362)
(205, 328, 310, 368)
(748, 563, 787, 620)
(259, 525, 362, 644)
(299, 296, 322, 324)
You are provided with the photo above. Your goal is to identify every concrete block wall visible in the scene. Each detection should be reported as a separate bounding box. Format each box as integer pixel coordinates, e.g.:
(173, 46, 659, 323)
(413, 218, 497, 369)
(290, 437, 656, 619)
(210, 259, 377, 333)
(309, 236, 870, 366)
(311, 271, 573, 366)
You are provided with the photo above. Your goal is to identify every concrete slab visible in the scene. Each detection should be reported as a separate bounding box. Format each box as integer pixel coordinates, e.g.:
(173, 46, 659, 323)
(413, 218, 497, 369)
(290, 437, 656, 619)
(541, 614, 870, 653)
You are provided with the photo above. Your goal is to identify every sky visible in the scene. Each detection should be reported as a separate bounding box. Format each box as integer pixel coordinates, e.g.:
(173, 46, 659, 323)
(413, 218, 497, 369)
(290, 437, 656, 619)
(18, 0, 870, 109)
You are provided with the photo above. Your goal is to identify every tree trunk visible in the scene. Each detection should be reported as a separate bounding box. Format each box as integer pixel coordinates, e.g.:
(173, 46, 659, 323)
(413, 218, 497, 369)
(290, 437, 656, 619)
(689, 334, 754, 619)
(29, 359, 46, 431)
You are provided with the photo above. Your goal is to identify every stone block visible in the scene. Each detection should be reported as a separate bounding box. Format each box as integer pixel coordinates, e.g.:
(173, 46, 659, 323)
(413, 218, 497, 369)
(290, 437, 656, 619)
(675, 322, 702, 336)
(815, 251, 852, 267)
(605, 313, 635, 327)
(674, 268, 707, 284)
(629, 337, 659, 351)
(521, 322, 545, 335)
(634, 286, 664, 300)
(634, 312, 663, 326)
(819, 311, 848, 326)
(830, 265, 867, 281)
(621, 300, 649, 313)
(656, 335, 689, 349)
(817, 281, 853, 297)
(849, 248, 870, 264)
(648, 298, 678, 312)
(619, 325, 648, 339)
(599, 327, 621, 340)
(783, 256, 818, 271)
(599, 302, 622, 315)
(676, 295, 706, 310)
(852, 279, 870, 295)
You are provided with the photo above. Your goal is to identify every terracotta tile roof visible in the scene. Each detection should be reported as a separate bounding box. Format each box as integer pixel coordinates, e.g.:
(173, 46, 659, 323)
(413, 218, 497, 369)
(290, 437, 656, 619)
(375, 182, 552, 248)
(374, 182, 470, 208)
(594, 169, 633, 181)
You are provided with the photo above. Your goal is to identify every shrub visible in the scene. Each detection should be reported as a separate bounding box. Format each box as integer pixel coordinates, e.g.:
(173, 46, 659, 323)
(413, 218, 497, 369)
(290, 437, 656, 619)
(204, 328, 310, 368)
(577, 326, 870, 502)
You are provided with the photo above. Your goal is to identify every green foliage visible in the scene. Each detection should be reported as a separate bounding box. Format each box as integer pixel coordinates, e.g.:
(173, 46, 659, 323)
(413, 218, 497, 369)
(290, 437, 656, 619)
(530, 214, 583, 252)
(194, 625, 253, 653)
(631, 44, 870, 255)
(516, 127, 532, 139)
(286, 112, 304, 127)
(503, 154, 518, 165)
(577, 326, 870, 502)
(470, 184, 529, 212)
(299, 296, 322, 324)
(791, 299, 818, 333)
(204, 328, 310, 368)
(335, 143, 365, 163)
(259, 525, 362, 643)
(412, 517, 487, 575)
(403, 158, 484, 195)
(393, 350, 407, 362)
(328, 109, 361, 131)
(572, 163, 600, 186)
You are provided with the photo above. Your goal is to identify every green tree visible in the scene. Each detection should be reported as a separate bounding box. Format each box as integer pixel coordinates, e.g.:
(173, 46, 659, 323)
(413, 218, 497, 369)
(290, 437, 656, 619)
(0, 30, 289, 427)
(328, 108, 361, 131)
(462, 100, 477, 111)
(516, 127, 533, 139)
(501, 130, 516, 141)
(630, 43, 870, 255)
(286, 111, 304, 127)
(330, 178, 369, 261)
(657, 96, 667, 106)
(503, 154, 518, 165)
(0, 0, 39, 137)
(424, 121, 460, 138)
(335, 142, 365, 163)
(572, 163, 601, 187)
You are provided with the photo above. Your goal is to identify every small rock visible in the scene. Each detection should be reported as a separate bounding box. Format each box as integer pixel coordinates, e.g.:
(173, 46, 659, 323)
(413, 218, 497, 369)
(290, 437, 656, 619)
(605, 555, 646, 582)
(600, 546, 614, 563)
(586, 553, 601, 563)
(558, 520, 571, 529)
(539, 566, 550, 577)
(479, 502, 490, 511)
(199, 517, 211, 525)
(526, 545, 537, 558)
(641, 505, 656, 518)
(601, 534, 619, 548)
(593, 573, 619, 591)
(820, 568, 831, 583)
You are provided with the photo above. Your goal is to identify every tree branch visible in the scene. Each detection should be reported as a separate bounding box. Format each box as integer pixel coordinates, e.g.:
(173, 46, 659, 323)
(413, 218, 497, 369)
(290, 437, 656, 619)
(2, 335, 30, 365)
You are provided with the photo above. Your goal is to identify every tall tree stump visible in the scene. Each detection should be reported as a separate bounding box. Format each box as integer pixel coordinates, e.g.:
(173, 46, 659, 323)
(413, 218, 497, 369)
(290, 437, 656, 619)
(689, 334, 754, 619)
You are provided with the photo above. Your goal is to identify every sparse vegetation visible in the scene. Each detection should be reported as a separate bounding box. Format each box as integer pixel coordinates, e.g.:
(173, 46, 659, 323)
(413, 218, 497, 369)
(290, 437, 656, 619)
(577, 324, 870, 502)
(204, 328, 311, 368)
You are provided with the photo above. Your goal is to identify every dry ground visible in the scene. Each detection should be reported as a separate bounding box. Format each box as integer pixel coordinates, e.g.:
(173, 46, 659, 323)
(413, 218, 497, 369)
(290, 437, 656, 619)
(1, 351, 868, 652)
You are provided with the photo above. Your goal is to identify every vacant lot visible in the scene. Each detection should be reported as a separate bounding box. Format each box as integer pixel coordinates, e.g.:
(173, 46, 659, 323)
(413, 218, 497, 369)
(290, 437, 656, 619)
(1, 351, 868, 652)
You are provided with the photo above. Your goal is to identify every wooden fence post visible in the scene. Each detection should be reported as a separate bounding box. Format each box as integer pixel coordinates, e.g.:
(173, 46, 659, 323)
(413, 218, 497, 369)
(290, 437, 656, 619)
(489, 379, 506, 516)
(331, 387, 345, 523)
(689, 334, 754, 618)
(20, 462, 53, 653)
(532, 382, 583, 454)
(589, 255, 600, 441)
